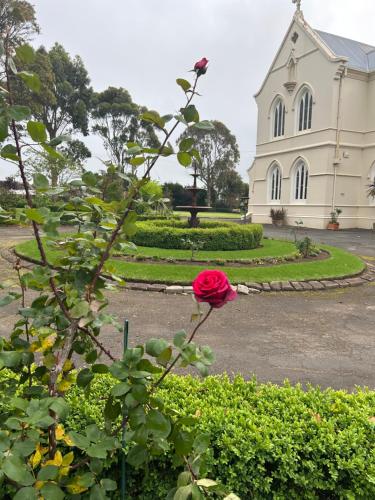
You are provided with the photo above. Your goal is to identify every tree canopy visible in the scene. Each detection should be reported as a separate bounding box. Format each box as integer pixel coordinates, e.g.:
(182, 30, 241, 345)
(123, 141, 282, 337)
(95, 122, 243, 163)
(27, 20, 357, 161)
(91, 86, 160, 175)
(14, 42, 93, 139)
(178, 120, 240, 206)
(0, 0, 39, 48)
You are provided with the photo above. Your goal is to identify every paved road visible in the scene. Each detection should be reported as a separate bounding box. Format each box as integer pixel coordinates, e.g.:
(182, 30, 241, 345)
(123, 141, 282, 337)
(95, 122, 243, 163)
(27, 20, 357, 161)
(0, 225, 374, 390)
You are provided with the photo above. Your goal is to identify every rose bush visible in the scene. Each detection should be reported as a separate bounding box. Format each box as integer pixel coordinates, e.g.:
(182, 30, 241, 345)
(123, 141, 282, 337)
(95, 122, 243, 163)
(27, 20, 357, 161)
(193, 270, 237, 308)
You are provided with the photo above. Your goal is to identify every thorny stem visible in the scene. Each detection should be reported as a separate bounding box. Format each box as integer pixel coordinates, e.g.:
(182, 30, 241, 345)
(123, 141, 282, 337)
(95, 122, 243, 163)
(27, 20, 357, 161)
(86, 74, 200, 299)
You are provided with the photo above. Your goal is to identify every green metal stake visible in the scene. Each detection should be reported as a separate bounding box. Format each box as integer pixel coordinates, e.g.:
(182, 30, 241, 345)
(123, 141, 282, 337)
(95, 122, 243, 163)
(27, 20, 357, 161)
(121, 319, 129, 500)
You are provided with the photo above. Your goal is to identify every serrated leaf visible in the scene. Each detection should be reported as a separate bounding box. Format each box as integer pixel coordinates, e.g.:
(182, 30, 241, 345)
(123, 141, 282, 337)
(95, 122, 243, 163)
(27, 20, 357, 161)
(174, 331, 187, 348)
(179, 138, 195, 152)
(145, 338, 169, 357)
(146, 409, 171, 438)
(181, 105, 199, 124)
(174, 485, 192, 500)
(141, 110, 165, 129)
(111, 382, 130, 398)
(127, 444, 147, 468)
(25, 207, 45, 224)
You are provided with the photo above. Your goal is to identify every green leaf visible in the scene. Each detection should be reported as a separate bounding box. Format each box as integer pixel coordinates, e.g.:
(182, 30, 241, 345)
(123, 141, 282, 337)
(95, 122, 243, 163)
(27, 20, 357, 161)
(179, 138, 195, 152)
(8, 105, 31, 121)
(18, 71, 41, 93)
(13, 487, 37, 500)
(111, 382, 130, 398)
(33, 173, 49, 191)
(2, 456, 34, 486)
(145, 338, 169, 358)
(48, 134, 71, 147)
(92, 364, 109, 374)
(181, 105, 199, 123)
(0, 116, 8, 141)
(0, 292, 21, 307)
(70, 300, 90, 318)
(82, 171, 97, 187)
(12, 439, 36, 457)
(141, 111, 165, 129)
(130, 156, 145, 167)
(177, 151, 192, 167)
(40, 484, 65, 500)
(176, 79, 191, 92)
(42, 143, 64, 160)
(174, 331, 187, 348)
(196, 479, 217, 488)
(193, 433, 210, 454)
(37, 465, 59, 481)
(77, 368, 94, 388)
(86, 444, 109, 459)
(90, 485, 106, 500)
(146, 410, 171, 438)
(101, 478, 117, 491)
(25, 208, 45, 224)
(194, 120, 215, 130)
(177, 471, 192, 487)
(156, 346, 173, 367)
(174, 485, 193, 500)
(27, 121, 47, 142)
(0, 351, 22, 368)
(16, 44, 35, 64)
(127, 444, 148, 468)
(1, 144, 19, 161)
(50, 398, 69, 419)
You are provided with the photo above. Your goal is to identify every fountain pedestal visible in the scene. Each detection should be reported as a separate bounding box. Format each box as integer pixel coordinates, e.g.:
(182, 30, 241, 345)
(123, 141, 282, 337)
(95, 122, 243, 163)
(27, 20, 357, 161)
(176, 163, 211, 227)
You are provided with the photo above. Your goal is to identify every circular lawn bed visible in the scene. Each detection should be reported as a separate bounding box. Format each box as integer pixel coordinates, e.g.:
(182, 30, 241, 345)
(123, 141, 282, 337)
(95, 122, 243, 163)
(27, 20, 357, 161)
(15, 238, 365, 286)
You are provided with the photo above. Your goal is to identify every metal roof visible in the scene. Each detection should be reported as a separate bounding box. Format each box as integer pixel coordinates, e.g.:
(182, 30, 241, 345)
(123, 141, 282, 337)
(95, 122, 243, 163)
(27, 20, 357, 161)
(316, 30, 375, 72)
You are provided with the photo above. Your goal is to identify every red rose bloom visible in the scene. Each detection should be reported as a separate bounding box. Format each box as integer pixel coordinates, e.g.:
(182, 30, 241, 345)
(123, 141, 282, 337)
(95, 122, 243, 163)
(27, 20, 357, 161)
(192, 270, 237, 309)
(194, 57, 209, 75)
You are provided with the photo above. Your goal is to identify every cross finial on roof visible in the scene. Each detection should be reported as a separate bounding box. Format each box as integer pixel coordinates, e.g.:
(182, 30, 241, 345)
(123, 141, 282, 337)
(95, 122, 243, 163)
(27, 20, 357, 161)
(292, 0, 302, 11)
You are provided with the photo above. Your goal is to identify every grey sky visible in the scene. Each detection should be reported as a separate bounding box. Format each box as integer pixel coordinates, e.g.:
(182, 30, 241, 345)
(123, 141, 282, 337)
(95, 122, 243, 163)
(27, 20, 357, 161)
(2, 0, 375, 185)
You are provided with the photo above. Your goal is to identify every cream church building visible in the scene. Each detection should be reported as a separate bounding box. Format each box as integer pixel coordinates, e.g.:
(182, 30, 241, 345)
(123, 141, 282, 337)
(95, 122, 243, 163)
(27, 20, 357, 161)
(248, 2, 375, 229)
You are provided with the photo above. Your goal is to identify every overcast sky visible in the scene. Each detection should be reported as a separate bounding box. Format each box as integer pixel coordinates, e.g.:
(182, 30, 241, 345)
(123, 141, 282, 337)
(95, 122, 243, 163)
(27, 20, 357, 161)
(2, 0, 375, 185)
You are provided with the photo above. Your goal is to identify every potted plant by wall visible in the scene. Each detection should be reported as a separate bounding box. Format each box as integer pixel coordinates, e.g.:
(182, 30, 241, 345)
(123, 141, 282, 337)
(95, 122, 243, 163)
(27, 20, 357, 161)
(327, 208, 342, 230)
(270, 208, 286, 227)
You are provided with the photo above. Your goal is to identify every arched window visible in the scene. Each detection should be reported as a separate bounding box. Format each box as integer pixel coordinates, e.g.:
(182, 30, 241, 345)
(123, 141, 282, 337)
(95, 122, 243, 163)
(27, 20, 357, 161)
(369, 163, 375, 205)
(269, 164, 282, 201)
(273, 99, 285, 138)
(294, 161, 308, 200)
(298, 89, 313, 132)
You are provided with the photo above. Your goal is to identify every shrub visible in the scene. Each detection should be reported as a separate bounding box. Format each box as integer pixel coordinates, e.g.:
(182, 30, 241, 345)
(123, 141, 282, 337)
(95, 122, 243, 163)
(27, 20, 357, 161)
(132, 220, 263, 251)
(64, 375, 375, 499)
(0, 188, 26, 210)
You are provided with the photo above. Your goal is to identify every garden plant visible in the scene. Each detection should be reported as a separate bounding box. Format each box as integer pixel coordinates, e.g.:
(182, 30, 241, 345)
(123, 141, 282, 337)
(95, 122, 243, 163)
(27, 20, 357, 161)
(0, 39, 240, 499)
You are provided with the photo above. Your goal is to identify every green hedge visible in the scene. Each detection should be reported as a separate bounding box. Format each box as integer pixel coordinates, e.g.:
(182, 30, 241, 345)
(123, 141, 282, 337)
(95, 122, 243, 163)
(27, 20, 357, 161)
(64, 375, 375, 499)
(132, 220, 263, 251)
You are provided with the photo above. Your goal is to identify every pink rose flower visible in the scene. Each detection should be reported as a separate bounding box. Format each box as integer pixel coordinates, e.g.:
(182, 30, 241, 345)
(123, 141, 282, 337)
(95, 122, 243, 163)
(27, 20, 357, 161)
(194, 57, 209, 75)
(192, 270, 237, 309)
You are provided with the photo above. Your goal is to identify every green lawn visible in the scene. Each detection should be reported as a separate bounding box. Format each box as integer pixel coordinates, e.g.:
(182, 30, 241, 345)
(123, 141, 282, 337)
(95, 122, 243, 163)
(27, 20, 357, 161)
(121, 238, 296, 261)
(174, 211, 241, 219)
(15, 239, 365, 285)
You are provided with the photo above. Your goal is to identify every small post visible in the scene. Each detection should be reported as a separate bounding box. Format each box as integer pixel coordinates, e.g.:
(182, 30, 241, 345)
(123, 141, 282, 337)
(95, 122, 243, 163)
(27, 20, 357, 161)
(120, 319, 129, 500)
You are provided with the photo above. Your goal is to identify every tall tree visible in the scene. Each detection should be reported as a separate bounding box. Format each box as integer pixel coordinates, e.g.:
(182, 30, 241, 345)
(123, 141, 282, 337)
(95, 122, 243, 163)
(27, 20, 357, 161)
(0, 0, 39, 48)
(26, 139, 91, 187)
(14, 43, 93, 139)
(178, 120, 240, 206)
(216, 169, 248, 209)
(91, 86, 160, 175)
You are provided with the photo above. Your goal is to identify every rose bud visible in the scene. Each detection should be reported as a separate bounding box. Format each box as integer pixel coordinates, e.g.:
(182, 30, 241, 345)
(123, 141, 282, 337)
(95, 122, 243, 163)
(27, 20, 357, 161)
(192, 270, 237, 309)
(194, 57, 209, 76)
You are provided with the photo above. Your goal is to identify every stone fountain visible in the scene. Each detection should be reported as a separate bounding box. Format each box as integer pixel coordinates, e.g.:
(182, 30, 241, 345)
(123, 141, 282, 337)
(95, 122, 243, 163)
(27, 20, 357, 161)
(176, 162, 211, 228)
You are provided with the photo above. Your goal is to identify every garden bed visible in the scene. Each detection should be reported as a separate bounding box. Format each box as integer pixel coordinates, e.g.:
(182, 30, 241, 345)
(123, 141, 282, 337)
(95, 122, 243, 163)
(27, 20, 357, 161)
(15, 239, 365, 285)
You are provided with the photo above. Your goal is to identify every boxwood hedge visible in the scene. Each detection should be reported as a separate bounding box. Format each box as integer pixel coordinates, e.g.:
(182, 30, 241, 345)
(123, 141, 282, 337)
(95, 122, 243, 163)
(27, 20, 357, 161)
(65, 375, 375, 499)
(132, 220, 263, 251)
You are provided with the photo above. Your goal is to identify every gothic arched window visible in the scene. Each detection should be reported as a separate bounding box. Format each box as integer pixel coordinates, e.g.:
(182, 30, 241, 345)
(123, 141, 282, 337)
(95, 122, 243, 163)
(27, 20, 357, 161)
(273, 99, 285, 138)
(269, 164, 282, 201)
(298, 89, 313, 132)
(294, 161, 308, 200)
